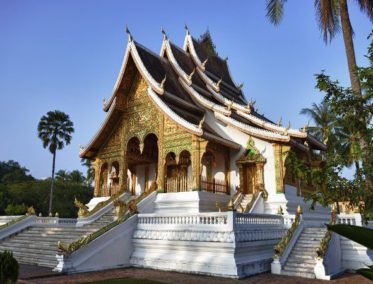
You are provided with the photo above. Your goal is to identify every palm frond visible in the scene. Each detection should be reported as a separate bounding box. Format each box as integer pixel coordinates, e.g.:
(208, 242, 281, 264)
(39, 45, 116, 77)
(356, 0, 373, 21)
(266, 0, 287, 25)
(314, 0, 340, 43)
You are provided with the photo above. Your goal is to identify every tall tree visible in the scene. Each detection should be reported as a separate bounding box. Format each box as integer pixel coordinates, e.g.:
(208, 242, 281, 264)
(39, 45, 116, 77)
(266, 0, 373, 189)
(37, 111, 74, 214)
(300, 101, 337, 147)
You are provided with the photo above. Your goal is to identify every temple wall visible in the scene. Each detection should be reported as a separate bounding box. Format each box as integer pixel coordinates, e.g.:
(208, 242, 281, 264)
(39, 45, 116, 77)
(203, 110, 277, 197)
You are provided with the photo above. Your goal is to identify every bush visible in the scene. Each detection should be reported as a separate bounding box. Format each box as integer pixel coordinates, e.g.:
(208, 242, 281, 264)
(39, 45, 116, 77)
(0, 251, 19, 284)
(4, 204, 27, 215)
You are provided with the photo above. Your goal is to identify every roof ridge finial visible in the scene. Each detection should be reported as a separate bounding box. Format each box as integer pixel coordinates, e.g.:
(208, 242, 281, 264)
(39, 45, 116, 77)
(302, 121, 309, 132)
(237, 82, 244, 90)
(161, 26, 168, 40)
(217, 78, 223, 89)
(160, 75, 167, 89)
(125, 25, 133, 42)
(188, 68, 196, 81)
(286, 121, 291, 130)
(199, 114, 206, 129)
(202, 58, 208, 68)
(184, 24, 190, 35)
(277, 117, 282, 126)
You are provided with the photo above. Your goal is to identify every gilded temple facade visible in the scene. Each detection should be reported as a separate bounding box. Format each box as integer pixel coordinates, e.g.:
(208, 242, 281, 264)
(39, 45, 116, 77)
(80, 28, 326, 207)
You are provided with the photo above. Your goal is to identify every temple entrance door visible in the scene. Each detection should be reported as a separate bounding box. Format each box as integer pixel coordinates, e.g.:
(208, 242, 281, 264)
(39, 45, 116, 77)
(242, 164, 255, 194)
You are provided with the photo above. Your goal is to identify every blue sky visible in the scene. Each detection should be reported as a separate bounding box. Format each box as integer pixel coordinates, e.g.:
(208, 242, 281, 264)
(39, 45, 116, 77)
(0, 1, 371, 178)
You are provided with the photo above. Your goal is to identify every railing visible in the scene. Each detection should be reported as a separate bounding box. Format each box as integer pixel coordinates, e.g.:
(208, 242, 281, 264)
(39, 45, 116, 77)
(137, 211, 284, 231)
(58, 188, 156, 255)
(165, 175, 192, 193)
(138, 213, 228, 226)
(235, 213, 283, 226)
(200, 176, 229, 195)
(0, 215, 28, 230)
(273, 207, 302, 257)
(336, 213, 362, 226)
(317, 209, 336, 259)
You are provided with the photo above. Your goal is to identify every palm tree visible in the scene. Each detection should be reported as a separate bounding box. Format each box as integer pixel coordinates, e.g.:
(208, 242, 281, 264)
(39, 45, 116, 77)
(266, 0, 373, 188)
(68, 170, 86, 185)
(300, 101, 338, 148)
(55, 169, 69, 183)
(337, 120, 362, 177)
(266, 0, 372, 98)
(38, 110, 74, 214)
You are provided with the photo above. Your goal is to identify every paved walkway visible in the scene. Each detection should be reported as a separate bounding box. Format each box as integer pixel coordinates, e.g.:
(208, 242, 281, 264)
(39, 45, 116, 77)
(18, 266, 372, 284)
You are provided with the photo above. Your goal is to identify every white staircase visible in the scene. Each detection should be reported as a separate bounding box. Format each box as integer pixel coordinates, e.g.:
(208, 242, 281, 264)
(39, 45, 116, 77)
(236, 194, 253, 212)
(0, 211, 116, 267)
(282, 227, 327, 278)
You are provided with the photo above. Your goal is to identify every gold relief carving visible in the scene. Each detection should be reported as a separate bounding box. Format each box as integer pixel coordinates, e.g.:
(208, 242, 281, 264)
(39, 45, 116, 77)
(273, 143, 291, 193)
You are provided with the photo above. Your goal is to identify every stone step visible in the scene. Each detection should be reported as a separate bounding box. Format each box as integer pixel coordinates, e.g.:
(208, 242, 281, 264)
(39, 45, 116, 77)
(287, 254, 315, 260)
(283, 265, 314, 273)
(282, 268, 315, 278)
(0, 241, 58, 250)
(296, 240, 322, 244)
(0, 245, 58, 254)
(285, 261, 315, 268)
(19, 232, 90, 238)
(4, 250, 57, 262)
(13, 235, 83, 242)
(294, 244, 320, 250)
(292, 248, 317, 254)
(287, 257, 316, 264)
(16, 256, 57, 268)
(16, 256, 58, 268)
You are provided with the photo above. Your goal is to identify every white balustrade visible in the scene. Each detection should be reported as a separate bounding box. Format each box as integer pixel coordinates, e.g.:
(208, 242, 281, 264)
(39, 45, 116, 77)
(337, 213, 362, 226)
(234, 213, 283, 226)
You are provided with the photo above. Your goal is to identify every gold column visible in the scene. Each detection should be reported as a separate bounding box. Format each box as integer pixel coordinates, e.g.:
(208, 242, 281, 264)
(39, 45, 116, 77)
(273, 144, 291, 193)
(93, 159, 101, 197)
(255, 162, 265, 190)
(192, 135, 201, 190)
(273, 143, 284, 193)
(119, 154, 128, 193)
(157, 116, 165, 191)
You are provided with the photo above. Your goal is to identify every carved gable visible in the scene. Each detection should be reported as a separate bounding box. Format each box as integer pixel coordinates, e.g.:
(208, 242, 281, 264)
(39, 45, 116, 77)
(236, 137, 266, 165)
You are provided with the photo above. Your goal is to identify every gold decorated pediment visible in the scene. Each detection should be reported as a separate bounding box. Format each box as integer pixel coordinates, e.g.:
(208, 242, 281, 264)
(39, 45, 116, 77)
(236, 137, 266, 165)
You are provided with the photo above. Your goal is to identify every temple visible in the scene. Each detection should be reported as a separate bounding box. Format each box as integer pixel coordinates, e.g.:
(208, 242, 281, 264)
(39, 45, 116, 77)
(80, 27, 325, 212)
(1, 28, 370, 280)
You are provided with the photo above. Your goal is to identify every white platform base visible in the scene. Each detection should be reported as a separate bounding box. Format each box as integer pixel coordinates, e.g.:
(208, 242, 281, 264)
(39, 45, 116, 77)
(154, 191, 230, 214)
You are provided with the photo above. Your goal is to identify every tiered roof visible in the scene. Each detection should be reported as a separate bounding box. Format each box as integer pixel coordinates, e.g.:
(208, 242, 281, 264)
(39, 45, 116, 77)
(80, 28, 326, 159)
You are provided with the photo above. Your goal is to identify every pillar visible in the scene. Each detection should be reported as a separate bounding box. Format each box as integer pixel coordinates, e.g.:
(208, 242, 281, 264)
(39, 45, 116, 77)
(192, 135, 201, 190)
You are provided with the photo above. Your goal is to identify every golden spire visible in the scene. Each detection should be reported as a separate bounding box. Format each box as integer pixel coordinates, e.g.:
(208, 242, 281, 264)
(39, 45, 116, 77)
(125, 25, 133, 42)
(202, 58, 208, 68)
(160, 75, 167, 89)
(188, 68, 196, 81)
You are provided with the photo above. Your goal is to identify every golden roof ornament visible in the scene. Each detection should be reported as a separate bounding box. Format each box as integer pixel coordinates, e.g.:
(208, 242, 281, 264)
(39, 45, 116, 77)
(227, 101, 233, 111)
(198, 115, 206, 129)
(160, 75, 167, 89)
(217, 78, 223, 89)
(160, 26, 168, 40)
(227, 199, 234, 211)
(296, 205, 303, 215)
(184, 24, 190, 35)
(277, 117, 282, 126)
(188, 68, 196, 81)
(125, 25, 133, 42)
(284, 121, 290, 135)
(302, 121, 309, 132)
(202, 58, 208, 68)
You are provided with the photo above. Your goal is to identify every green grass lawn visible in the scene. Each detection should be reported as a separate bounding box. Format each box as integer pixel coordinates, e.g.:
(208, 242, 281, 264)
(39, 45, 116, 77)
(86, 278, 166, 284)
